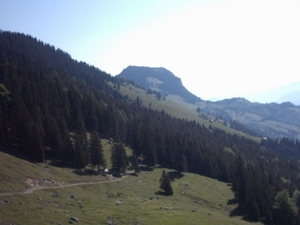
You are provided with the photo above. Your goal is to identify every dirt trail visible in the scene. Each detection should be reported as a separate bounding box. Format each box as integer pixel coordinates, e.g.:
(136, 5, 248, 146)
(0, 176, 127, 197)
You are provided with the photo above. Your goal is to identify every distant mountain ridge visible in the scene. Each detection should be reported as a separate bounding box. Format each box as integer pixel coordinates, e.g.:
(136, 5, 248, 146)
(117, 66, 201, 103)
(245, 81, 300, 105)
(198, 97, 300, 139)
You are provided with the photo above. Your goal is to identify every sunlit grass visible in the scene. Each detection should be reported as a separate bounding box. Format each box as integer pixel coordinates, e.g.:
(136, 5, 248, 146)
(0, 150, 262, 225)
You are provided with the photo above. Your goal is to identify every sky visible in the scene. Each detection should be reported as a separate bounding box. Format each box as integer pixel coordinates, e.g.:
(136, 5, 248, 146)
(1, 0, 300, 101)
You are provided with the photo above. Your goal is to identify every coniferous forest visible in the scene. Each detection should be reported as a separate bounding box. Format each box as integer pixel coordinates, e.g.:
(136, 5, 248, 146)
(1, 31, 300, 224)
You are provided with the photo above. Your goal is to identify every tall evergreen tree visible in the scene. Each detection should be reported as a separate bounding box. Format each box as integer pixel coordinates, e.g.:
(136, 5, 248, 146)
(244, 190, 260, 221)
(83, 96, 98, 132)
(141, 126, 157, 166)
(111, 142, 128, 173)
(30, 123, 45, 162)
(74, 133, 88, 170)
(45, 116, 63, 160)
(274, 189, 298, 225)
(60, 117, 75, 163)
(132, 149, 140, 174)
(90, 132, 106, 171)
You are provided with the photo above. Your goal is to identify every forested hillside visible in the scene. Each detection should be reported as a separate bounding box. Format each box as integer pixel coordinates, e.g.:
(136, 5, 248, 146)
(1, 31, 300, 224)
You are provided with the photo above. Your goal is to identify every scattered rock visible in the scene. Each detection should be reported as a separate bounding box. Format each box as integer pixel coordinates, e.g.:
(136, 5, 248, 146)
(69, 217, 79, 223)
(107, 216, 117, 225)
(4, 199, 12, 204)
(115, 200, 122, 205)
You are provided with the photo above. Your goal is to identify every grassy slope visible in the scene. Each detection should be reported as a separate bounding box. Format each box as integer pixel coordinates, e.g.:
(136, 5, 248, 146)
(0, 148, 261, 225)
(115, 82, 261, 142)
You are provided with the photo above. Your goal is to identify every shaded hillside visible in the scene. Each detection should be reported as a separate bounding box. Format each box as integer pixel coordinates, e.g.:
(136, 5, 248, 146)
(1, 31, 300, 224)
(117, 66, 201, 103)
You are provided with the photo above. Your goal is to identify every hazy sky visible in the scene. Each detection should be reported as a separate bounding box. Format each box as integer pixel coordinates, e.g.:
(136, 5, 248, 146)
(1, 0, 300, 100)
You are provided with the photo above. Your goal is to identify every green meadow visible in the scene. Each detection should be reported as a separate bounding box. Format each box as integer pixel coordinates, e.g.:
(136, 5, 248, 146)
(0, 148, 261, 225)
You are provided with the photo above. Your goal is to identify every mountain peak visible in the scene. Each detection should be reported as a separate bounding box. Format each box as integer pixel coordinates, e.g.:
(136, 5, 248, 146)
(117, 66, 201, 103)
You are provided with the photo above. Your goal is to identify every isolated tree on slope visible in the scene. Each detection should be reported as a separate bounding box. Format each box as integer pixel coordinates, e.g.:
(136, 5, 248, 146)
(159, 169, 173, 196)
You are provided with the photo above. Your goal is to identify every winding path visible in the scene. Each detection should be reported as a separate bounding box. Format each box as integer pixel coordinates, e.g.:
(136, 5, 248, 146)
(0, 176, 128, 197)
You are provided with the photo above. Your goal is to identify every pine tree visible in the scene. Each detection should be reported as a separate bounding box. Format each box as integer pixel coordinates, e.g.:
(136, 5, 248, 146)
(74, 133, 88, 170)
(141, 126, 157, 166)
(45, 116, 63, 160)
(274, 189, 297, 225)
(159, 169, 173, 196)
(60, 117, 75, 163)
(132, 150, 140, 174)
(233, 155, 247, 207)
(83, 97, 98, 132)
(30, 123, 44, 162)
(90, 132, 106, 171)
(111, 142, 128, 173)
(244, 190, 260, 221)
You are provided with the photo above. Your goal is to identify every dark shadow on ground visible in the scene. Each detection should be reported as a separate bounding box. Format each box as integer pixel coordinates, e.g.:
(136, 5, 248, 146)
(139, 165, 154, 171)
(227, 198, 238, 205)
(72, 168, 99, 176)
(229, 205, 259, 223)
(167, 171, 184, 181)
(49, 160, 76, 169)
(128, 173, 138, 177)
(155, 191, 172, 196)
(155, 191, 166, 195)
(0, 144, 36, 163)
(229, 206, 244, 217)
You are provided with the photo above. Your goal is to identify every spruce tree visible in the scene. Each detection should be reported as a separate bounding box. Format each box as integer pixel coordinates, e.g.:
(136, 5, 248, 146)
(30, 123, 45, 162)
(132, 150, 140, 174)
(74, 133, 88, 170)
(111, 142, 128, 173)
(274, 189, 297, 225)
(244, 190, 260, 221)
(159, 169, 173, 196)
(90, 132, 106, 171)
